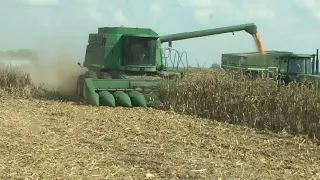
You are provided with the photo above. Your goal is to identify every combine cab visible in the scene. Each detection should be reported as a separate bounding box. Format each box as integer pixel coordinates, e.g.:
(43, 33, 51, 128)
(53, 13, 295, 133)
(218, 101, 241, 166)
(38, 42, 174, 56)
(77, 23, 260, 107)
(278, 50, 320, 90)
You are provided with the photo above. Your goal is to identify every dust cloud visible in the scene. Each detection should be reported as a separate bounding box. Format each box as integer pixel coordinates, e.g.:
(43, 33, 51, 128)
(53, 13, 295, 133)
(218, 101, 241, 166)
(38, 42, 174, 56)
(5, 45, 87, 96)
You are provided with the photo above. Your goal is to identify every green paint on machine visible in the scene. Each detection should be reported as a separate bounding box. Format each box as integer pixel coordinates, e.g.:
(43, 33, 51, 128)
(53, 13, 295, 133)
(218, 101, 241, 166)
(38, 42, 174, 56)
(128, 91, 148, 107)
(98, 91, 115, 107)
(76, 23, 261, 107)
(114, 91, 132, 107)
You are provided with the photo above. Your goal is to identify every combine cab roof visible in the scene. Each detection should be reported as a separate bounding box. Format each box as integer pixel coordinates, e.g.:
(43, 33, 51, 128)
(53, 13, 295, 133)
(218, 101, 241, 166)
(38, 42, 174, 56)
(97, 26, 159, 38)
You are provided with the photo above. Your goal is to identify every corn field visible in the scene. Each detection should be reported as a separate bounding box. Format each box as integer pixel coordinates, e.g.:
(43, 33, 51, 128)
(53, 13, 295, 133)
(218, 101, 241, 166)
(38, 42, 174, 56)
(158, 69, 320, 140)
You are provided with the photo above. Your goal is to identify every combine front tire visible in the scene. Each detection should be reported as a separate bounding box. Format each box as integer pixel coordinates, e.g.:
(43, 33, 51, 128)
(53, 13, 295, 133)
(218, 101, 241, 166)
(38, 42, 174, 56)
(99, 72, 112, 79)
(77, 70, 97, 97)
(76, 74, 84, 96)
(84, 71, 98, 78)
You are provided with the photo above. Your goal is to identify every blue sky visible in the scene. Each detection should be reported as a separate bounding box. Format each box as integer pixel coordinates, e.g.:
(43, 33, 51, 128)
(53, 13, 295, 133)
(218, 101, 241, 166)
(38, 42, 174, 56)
(1, 0, 319, 67)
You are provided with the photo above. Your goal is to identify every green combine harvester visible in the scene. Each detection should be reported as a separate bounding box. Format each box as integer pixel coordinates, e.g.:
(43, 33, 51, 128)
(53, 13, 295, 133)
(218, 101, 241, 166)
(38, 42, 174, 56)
(76, 23, 259, 107)
(221, 49, 320, 90)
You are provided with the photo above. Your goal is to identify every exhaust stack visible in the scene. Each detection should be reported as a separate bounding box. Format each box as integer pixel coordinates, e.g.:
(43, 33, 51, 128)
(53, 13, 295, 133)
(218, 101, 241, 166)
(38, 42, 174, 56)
(316, 49, 319, 75)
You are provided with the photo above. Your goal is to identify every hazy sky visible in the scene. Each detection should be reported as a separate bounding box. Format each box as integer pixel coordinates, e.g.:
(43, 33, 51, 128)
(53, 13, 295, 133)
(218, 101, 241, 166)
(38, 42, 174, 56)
(1, 0, 319, 67)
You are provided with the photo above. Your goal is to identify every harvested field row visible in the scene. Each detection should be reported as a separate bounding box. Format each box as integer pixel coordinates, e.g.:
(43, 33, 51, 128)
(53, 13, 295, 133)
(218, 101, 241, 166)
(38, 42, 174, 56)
(0, 66, 319, 179)
(0, 98, 319, 179)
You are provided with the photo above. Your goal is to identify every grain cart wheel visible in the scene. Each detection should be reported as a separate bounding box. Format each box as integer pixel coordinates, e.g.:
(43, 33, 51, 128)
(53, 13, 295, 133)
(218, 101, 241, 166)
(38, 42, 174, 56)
(84, 71, 98, 78)
(76, 74, 85, 96)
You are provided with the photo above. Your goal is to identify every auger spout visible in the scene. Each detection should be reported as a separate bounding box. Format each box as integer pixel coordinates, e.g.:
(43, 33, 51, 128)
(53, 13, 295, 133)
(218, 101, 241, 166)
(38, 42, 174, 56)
(159, 23, 257, 46)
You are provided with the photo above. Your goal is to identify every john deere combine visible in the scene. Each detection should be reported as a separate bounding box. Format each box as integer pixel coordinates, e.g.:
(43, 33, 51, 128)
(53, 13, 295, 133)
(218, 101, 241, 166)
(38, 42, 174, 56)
(77, 23, 259, 107)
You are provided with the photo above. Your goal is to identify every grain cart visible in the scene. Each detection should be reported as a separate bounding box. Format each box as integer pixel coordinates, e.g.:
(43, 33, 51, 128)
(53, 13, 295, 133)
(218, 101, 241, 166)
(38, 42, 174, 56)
(221, 49, 320, 90)
(77, 23, 259, 107)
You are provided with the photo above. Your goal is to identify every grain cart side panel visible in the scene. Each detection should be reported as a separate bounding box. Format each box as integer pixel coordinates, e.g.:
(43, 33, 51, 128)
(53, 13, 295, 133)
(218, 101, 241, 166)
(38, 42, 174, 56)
(221, 54, 247, 71)
(222, 51, 294, 73)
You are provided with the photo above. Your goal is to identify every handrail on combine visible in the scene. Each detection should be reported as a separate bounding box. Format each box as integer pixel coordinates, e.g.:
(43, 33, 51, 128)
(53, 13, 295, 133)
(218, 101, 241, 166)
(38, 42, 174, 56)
(161, 47, 188, 71)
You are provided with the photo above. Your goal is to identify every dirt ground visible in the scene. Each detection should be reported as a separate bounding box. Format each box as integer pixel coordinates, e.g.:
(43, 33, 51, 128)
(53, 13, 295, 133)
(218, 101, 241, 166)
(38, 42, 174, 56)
(0, 98, 319, 179)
